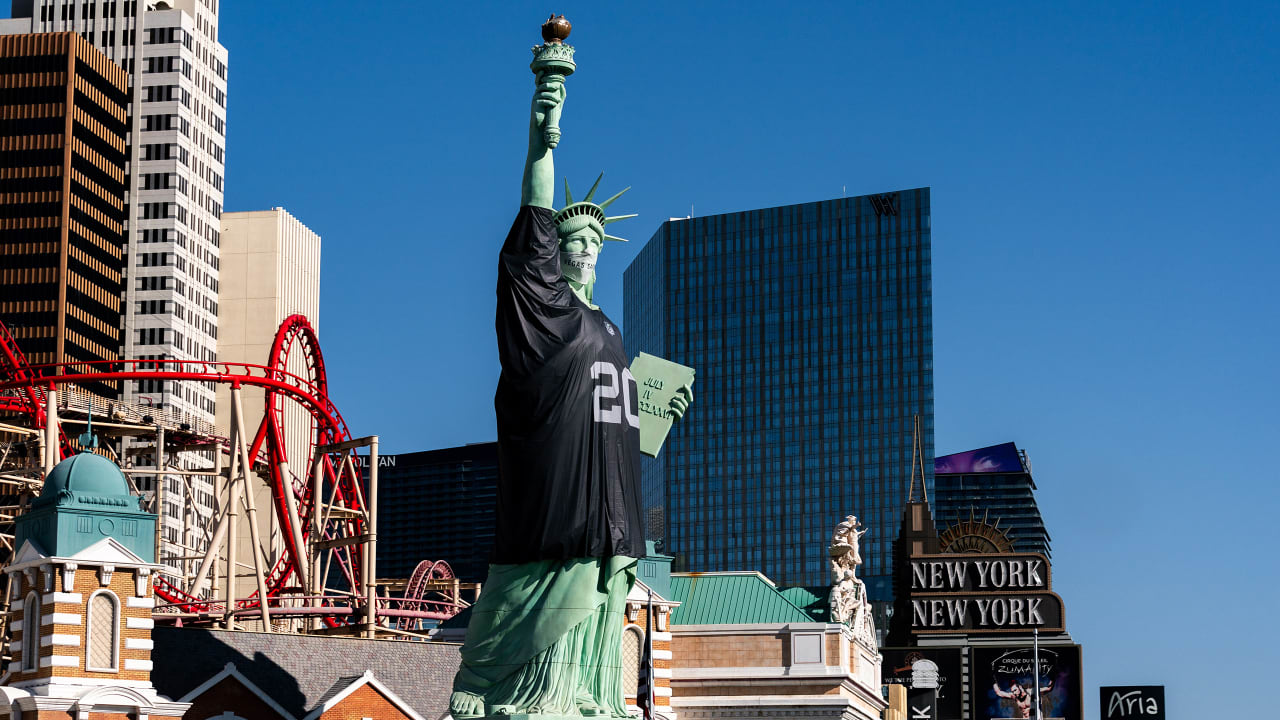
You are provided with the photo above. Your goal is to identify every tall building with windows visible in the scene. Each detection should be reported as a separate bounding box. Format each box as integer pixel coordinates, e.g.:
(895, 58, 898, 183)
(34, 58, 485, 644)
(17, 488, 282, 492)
(623, 189, 934, 604)
(2, 0, 229, 570)
(364, 443, 500, 585)
(215, 207, 320, 585)
(0, 32, 129, 399)
(933, 441, 1052, 559)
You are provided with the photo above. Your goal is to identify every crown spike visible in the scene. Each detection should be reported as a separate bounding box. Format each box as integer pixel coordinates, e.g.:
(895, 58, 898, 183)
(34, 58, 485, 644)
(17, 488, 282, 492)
(583, 173, 605, 203)
(563, 178, 574, 206)
(598, 186, 631, 210)
(604, 234, 629, 243)
(603, 213, 637, 225)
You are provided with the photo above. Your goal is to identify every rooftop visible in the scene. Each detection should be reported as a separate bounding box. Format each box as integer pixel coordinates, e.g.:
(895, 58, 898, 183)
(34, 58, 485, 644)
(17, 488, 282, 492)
(668, 571, 813, 625)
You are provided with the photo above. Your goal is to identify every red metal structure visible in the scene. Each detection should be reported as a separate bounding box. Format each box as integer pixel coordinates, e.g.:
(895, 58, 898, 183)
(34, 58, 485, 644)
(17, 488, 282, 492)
(0, 315, 387, 626)
(386, 560, 464, 630)
(0, 320, 49, 426)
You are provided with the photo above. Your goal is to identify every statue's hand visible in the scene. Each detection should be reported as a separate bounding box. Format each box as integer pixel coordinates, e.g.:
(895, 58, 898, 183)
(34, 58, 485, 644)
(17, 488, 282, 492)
(531, 72, 566, 147)
(669, 384, 693, 422)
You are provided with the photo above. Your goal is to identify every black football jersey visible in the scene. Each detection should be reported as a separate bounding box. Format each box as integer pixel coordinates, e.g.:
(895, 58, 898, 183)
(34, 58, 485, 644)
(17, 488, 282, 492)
(491, 206, 645, 563)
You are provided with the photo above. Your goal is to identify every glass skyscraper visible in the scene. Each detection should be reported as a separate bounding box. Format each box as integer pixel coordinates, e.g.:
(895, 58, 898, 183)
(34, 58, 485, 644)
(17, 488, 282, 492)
(364, 443, 499, 584)
(623, 188, 934, 602)
(934, 441, 1052, 559)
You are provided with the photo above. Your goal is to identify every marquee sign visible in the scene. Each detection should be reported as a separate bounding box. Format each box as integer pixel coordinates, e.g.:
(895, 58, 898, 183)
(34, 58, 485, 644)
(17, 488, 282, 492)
(1100, 686, 1165, 720)
(909, 553, 1065, 634)
(912, 555, 1049, 592)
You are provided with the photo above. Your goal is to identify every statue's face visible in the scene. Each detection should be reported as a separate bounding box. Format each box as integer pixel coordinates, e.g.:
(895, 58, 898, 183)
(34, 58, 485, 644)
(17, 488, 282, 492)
(560, 227, 603, 257)
(559, 227, 604, 287)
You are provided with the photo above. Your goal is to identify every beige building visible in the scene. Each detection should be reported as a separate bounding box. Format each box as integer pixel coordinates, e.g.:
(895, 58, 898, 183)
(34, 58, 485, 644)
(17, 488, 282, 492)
(214, 208, 321, 593)
(667, 572, 886, 720)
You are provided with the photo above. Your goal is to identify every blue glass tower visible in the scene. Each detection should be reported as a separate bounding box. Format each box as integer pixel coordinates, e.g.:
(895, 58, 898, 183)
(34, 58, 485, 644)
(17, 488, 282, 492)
(934, 441, 1052, 559)
(623, 189, 934, 602)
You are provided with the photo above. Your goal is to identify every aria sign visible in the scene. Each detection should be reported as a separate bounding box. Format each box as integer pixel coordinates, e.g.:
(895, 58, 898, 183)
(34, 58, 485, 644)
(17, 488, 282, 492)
(1100, 686, 1164, 720)
(910, 553, 1065, 634)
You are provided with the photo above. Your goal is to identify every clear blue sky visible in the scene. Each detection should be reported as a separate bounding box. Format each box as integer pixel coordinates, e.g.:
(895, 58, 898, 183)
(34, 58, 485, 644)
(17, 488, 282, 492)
(39, 1, 1280, 716)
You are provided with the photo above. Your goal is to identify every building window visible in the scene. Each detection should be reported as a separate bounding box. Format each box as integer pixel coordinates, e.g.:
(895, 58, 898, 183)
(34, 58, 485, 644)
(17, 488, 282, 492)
(22, 592, 39, 671)
(86, 590, 120, 672)
(620, 624, 643, 697)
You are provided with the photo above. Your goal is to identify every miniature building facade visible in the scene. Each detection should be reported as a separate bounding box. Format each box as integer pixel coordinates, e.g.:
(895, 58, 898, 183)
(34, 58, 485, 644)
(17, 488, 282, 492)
(666, 571, 886, 720)
(2, 451, 189, 719)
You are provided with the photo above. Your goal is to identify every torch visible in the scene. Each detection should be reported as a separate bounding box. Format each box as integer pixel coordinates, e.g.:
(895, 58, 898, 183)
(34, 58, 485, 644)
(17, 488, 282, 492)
(530, 14, 575, 148)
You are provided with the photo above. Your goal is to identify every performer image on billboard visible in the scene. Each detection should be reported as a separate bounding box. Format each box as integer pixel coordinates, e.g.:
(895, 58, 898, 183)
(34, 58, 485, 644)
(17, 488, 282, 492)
(992, 679, 1054, 719)
(973, 646, 1080, 720)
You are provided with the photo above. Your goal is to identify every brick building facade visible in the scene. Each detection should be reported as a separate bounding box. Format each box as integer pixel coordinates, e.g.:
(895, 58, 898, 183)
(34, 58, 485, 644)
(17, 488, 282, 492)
(1, 451, 188, 719)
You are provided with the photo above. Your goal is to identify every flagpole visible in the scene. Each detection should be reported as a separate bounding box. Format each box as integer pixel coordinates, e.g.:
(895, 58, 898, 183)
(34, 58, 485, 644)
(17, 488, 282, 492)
(1033, 628, 1041, 720)
(639, 588, 655, 720)
(648, 588, 654, 715)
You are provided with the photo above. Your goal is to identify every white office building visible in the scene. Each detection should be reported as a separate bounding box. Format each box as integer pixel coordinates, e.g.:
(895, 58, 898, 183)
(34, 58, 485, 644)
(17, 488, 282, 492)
(1, 0, 229, 573)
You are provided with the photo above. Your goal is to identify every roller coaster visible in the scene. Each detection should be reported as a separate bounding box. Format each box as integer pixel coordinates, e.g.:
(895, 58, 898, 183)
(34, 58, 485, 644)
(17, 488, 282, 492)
(0, 315, 470, 637)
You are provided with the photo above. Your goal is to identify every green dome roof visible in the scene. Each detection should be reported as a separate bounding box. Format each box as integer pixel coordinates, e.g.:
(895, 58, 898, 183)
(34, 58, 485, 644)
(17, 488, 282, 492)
(39, 452, 131, 502)
(17, 450, 154, 562)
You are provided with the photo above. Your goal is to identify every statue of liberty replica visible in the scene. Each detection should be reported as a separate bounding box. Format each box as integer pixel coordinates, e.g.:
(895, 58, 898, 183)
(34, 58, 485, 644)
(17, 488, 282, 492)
(449, 15, 691, 720)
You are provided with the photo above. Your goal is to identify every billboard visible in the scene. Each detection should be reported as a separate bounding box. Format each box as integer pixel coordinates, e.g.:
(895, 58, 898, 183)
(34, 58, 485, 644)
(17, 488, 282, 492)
(1100, 686, 1164, 720)
(970, 645, 1082, 720)
(881, 647, 963, 719)
(909, 553, 1065, 634)
(935, 442, 1022, 475)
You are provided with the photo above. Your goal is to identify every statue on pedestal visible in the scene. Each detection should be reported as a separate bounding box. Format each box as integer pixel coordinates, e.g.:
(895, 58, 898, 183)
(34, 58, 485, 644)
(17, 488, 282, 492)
(828, 515, 875, 645)
(449, 16, 691, 720)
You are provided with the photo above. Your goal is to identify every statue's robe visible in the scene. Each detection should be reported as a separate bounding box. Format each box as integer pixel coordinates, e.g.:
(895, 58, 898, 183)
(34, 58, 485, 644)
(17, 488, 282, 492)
(451, 206, 644, 718)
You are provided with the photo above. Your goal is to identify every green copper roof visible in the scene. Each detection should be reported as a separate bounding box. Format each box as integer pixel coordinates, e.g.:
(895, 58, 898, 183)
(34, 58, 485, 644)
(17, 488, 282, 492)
(37, 452, 132, 503)
(668, 573, 813, 625)
(637, 541, 674, 600)
(777, 586, 831, 622)
(17, 452, 155, 562)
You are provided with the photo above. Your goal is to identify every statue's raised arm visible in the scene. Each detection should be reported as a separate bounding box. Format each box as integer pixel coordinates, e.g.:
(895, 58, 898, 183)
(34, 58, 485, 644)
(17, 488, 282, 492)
(521, 15, 574, 209)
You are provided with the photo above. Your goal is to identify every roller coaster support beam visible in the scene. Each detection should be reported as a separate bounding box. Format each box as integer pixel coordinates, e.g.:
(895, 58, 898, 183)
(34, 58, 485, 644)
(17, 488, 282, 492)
(310, 435, 378, 637)
(266, 414, 308, 593)
(43, 387, 57, 475)
(190, 495, 229, 599)
(277, 455, 308, 592)
(310, 452, 323, 601)
(154, 425, 165, 568)
(224, 426, 239, 628)
(226, 384, 272, 631)
(365, 436, 378, 639)
(231, 386, 273, 627)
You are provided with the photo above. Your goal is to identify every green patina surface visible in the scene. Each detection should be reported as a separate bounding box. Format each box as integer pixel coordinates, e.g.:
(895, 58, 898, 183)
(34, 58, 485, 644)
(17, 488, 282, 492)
(16, 452, 156, 562)
(635, 541, 673, 600)
(668, 573, 814, 626)
(777, 585, 832, 622)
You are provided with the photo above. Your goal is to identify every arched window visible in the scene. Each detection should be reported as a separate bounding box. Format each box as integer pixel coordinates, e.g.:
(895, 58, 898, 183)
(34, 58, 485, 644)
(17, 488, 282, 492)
(86, 590, 120, 672)
(21, 592, 39, 671)
(620, 624, 644, 697)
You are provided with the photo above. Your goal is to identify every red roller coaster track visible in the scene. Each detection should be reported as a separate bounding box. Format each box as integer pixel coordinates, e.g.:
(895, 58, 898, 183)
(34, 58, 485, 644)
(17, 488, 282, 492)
(0, 315, 371, 623)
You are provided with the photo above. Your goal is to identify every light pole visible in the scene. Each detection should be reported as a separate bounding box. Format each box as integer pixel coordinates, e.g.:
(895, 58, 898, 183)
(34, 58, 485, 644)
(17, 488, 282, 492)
(1033, 628, 1042, 720)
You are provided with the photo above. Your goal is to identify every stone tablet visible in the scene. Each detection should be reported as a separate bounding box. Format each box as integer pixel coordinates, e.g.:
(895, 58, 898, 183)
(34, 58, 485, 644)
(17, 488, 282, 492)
(630, 352, 695, 457)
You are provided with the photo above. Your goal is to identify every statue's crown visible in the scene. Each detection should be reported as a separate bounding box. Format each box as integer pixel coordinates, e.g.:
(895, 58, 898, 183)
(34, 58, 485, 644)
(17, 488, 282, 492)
(555, 174, 636, 242)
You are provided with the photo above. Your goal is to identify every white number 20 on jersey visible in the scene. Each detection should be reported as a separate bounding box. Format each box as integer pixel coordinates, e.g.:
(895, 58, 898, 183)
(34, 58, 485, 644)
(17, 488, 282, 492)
(591, 361, 640, 428)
